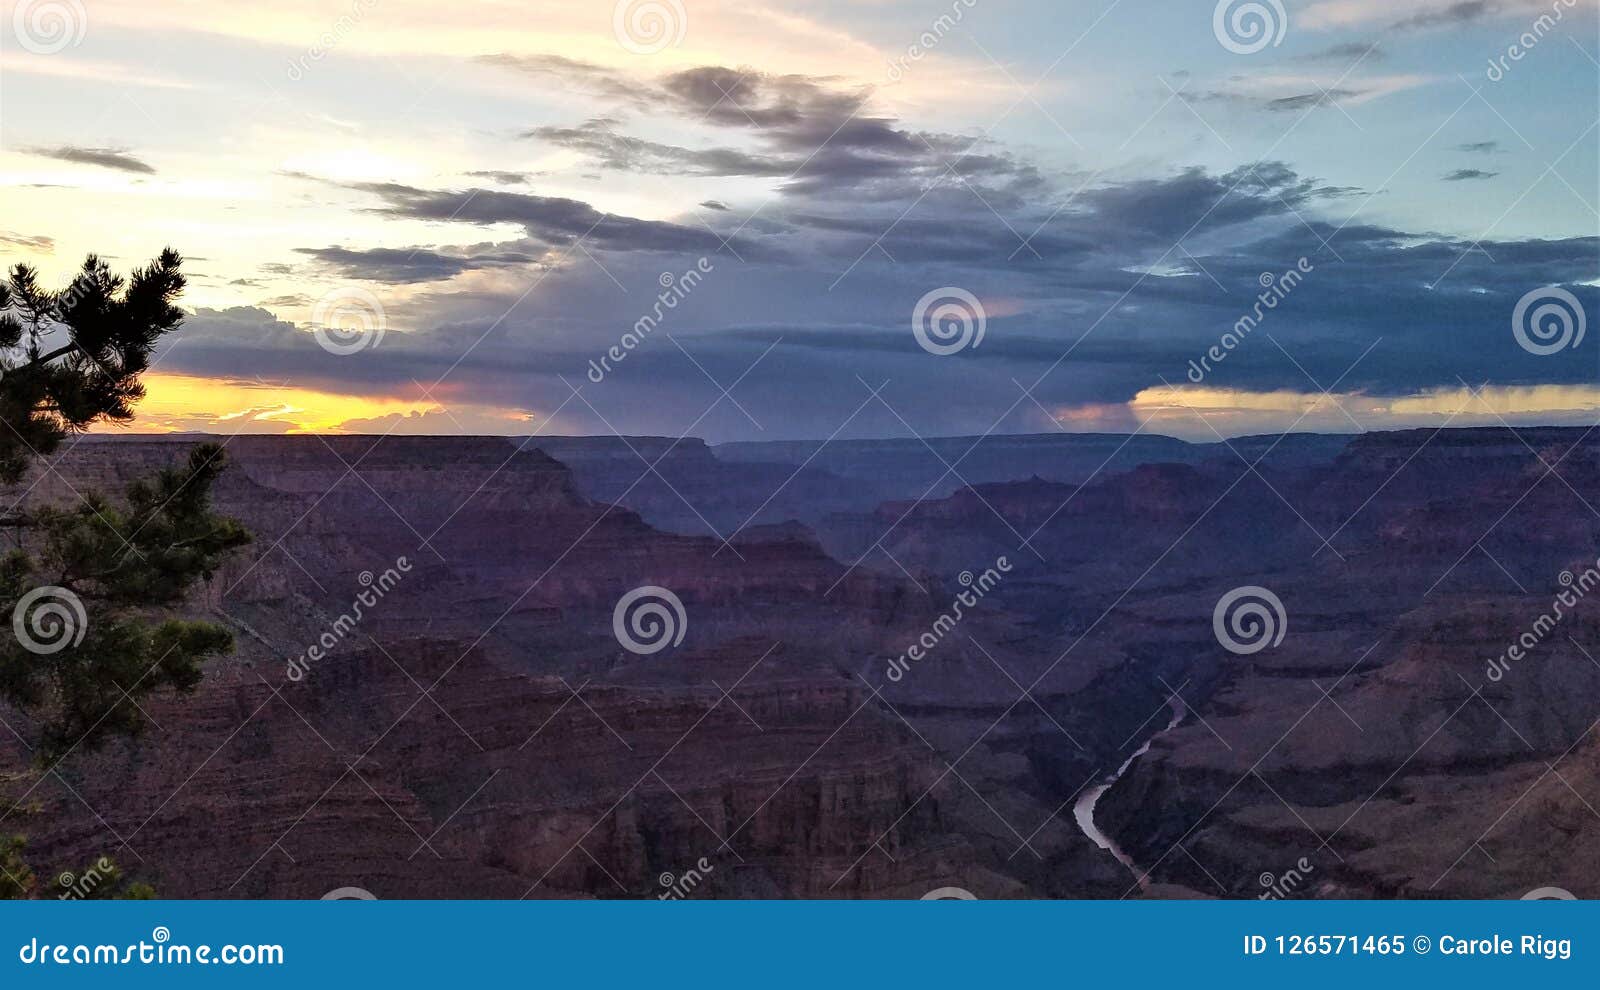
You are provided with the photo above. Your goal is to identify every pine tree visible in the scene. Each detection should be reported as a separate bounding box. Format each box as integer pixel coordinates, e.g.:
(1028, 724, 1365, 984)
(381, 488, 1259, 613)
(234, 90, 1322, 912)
(0, 250, 249, 897)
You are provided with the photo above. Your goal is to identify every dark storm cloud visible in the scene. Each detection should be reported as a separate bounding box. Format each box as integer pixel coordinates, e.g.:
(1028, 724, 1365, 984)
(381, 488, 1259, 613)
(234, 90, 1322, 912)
(24, 145, 156, 174)
(154, 211, 1600, 441)
(218, 39, 1599, 442)
(292, 159, 1371, 300)
(781, 210, 1088, 260)
(1154, 227, 1599, 393)
(320, 155, 1354, 274)
(704, 225, 1600, 408)
(1456, 141, 1502, 153)
(342, 180, 762, 256)
(1069, 162, 1359, 242)
(294, 244, 540, 283)
(1442, 168, 1499, 181)
(733, 159, 1359, 268)
(155, 306, 464, 398)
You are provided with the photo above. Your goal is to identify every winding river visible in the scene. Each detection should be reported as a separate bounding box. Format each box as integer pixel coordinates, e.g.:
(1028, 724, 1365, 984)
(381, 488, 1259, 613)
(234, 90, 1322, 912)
(1071, 697, 1186, 888)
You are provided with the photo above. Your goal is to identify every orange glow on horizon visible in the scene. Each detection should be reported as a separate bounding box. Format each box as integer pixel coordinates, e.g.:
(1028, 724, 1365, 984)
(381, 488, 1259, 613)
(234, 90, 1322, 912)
(89, 373, 538, 435)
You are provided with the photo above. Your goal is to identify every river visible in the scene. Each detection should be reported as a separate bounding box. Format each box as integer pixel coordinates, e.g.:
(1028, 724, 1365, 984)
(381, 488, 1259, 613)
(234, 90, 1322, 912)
(1071, 697, 1186, 889)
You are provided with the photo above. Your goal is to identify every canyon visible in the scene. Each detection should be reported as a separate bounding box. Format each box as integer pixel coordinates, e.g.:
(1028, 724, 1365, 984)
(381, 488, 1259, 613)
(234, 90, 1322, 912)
(2, 427, 1597, 899)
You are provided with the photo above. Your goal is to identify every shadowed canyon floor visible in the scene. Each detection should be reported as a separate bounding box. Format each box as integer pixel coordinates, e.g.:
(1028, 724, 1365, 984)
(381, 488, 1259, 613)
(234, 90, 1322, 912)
(3, 428, 1598, 899)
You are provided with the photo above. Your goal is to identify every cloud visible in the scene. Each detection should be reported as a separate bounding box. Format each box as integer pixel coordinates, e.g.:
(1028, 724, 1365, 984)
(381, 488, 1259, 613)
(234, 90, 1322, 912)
(0, 231, 54, 252)
(1185, 73, 1434, 114)
(498, 58, 1043, 202)
(526, 122, 793, 178)
(294, 243, 541, 283)
(1262, 88, 1368, 112)
(1394, 0, 1495, 28)
(333, 178, 760, 256)
(1129, 383, 1600, 439)
(475, 53, 646, 105)
(0, 53, 196, 91)
(1301, 0, 1577, 30)
(1442, 168, 1499, 181)
(149, 150, 1600, 442)
(1456, 140, 1502, 153)
(329, 406, 544, 434)
(259, 293, 312, 307)
(1066, 162, 1360, 242)
(1295, 41, 1386, 61)
(98, 33, 1587, 444)
(215, 403, 303, 424)
(464, 170, 535, 185)
(23, 145, 156, 174)
(18, 6, 1585, 444)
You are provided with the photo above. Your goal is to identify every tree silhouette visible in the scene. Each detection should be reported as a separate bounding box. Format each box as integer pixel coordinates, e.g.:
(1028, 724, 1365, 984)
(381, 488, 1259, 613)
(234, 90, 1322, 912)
(0, 250, 249, 898)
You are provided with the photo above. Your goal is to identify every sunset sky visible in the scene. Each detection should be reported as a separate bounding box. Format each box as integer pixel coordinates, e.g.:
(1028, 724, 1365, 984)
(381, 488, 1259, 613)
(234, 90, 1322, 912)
(0, 0, 1596, 440)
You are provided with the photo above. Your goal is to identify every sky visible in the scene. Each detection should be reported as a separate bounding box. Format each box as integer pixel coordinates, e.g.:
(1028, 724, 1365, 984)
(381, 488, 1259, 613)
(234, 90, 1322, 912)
(0, 0, 1597, 441)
